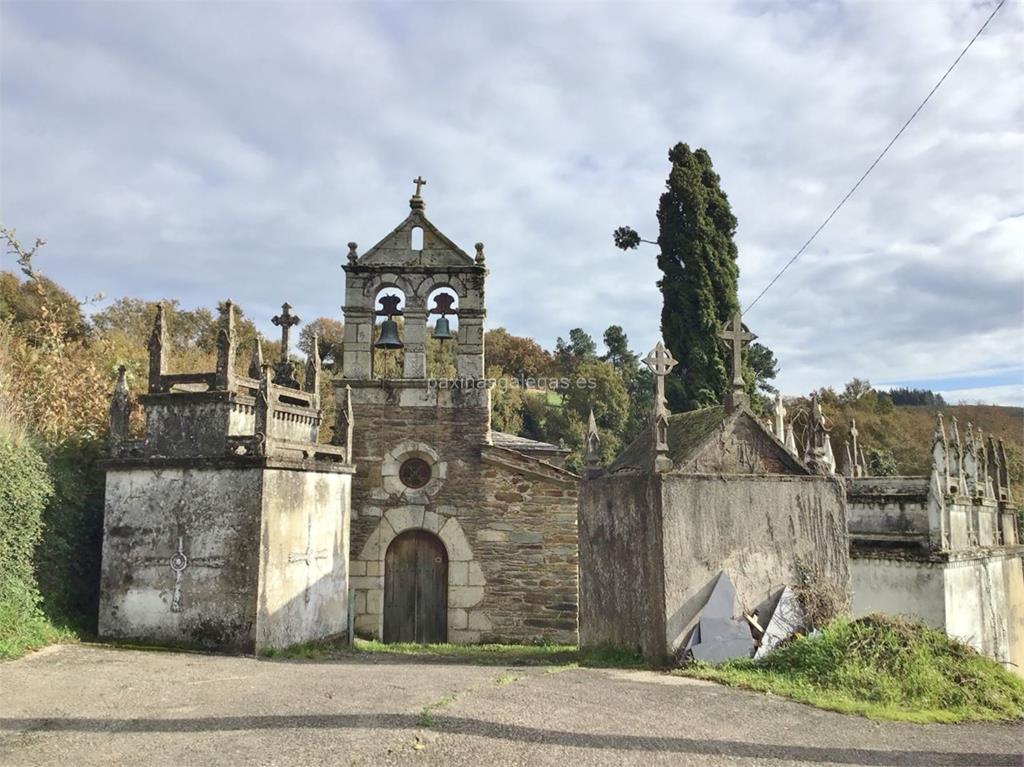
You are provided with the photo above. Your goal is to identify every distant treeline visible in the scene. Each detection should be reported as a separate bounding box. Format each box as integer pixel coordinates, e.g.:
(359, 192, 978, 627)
(883, 388, 947, 407)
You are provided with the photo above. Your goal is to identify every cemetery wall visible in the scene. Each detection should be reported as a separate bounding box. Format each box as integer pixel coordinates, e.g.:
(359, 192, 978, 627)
(578, 473, 667, 659)
(659, 474, 850, 655)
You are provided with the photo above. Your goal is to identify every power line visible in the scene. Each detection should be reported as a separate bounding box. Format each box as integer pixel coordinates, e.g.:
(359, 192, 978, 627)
(743, 0, 1007, 315)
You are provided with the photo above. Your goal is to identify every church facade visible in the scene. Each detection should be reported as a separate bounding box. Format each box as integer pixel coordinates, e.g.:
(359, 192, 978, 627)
(337, 184, 579, 645)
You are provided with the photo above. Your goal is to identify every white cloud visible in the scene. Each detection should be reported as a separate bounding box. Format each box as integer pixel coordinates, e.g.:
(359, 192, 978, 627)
(1, 0, 1021, 404)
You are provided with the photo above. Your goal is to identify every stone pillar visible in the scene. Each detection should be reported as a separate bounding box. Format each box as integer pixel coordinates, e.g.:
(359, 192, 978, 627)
(215, 300, 236, 391)
(147, 303, 166, 393)
(341, 308, 373, 380)
(456, 309, 485, 379)
(403, 295, 427, 379)
(109, 366, 132, 448)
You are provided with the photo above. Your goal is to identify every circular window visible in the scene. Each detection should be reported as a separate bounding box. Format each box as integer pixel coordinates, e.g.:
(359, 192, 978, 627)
(399, 457, 432, 489)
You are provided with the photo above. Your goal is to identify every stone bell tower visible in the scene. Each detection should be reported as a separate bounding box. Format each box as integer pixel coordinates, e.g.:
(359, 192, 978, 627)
(335, 180, 579, 647)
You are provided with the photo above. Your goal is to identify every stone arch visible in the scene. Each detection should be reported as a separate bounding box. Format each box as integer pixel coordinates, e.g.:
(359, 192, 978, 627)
(352, 509, 488, 642)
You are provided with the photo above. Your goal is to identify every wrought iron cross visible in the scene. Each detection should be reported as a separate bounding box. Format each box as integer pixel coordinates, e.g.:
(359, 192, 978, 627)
(272, 302, 301, 362)
(643, 341, 678, 413)
(718, 311, 756, 388)
(412, 175, 427, 196)
(288, 515, 329, 605)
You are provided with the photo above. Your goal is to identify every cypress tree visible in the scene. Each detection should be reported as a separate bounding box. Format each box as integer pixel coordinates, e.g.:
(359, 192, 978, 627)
(655, 143, 740, 411)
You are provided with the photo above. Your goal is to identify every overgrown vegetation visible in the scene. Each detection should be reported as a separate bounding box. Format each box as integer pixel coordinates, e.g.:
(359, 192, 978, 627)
(677, 615, 1024, 723)
(0, 427, 69, 658)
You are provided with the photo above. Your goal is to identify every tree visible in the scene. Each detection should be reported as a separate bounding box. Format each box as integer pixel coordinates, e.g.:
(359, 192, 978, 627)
(553, 328, 597, 374)
(601, 325, 638, 376)
(616, 143, 754, 412)
(484, 328, 551, 381)
(298, 317, 344, 365)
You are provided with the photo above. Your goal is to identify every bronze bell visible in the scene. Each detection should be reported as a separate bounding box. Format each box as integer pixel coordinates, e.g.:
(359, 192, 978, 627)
(374, 318, 403, 349)
(432, 316, 453, 341)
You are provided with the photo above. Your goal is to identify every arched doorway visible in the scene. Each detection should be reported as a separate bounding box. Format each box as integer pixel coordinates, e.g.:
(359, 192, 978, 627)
(383, 530, 448, 643)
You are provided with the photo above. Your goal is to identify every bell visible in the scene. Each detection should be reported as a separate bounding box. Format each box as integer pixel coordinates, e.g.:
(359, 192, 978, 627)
(374, 318, 403, 350)
(432, 316, 452, 341)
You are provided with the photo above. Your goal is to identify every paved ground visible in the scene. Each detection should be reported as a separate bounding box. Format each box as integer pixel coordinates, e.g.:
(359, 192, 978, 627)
(0, 645, 1020, 767)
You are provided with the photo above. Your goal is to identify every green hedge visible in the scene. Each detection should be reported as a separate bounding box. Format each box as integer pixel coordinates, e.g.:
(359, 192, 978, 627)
(0, 433, 61, 658)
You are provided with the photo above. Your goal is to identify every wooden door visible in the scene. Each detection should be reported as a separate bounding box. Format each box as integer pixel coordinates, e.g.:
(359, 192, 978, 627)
(383, 530, 448, 644)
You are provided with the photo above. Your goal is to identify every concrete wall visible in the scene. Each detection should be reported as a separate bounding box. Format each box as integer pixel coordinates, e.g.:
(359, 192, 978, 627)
(847, 477, 929, 537)
(577, 474, 666, 659)
(99, 467, 263, 652)
(944, 553, 1024, 673)
(255, 469, 352, 651)
(851, 551, 1024, 676)
(660, 475, 850, 655)
(850, 557, 946, 627)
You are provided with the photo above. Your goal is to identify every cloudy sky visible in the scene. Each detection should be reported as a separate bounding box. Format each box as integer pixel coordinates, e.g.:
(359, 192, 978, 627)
(2, 0, 1021, 404)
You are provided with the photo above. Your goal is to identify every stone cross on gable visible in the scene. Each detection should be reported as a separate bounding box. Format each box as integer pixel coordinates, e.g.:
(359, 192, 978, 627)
(643, 341, 678, 413)
(140, 535, 225, 613)
(272, 303, 301, 362)
(718, 311, 756, 410)
(288, 515, 329, 605)
(412, 175, 427, 197)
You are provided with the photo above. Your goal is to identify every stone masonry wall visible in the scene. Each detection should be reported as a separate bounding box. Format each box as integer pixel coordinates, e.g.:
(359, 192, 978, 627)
(346, 388, 578, 645)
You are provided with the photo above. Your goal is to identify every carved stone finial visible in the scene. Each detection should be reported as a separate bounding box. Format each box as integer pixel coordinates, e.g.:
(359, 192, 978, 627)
(585, 409, 602, 477)
(784, 423, 797, 456)
(215, 300, 236, 391)
(804, 392, 832, 475)
(253, 363, 273, 455)
(109, 366, 132, 447)
(717, 311, 756, 412)
(332, 384, 355, 462)
(347, 242, 359, 265)
(997, 439, 1012, 503)
(248, 338, 264, 379)
(305, 334, 322, 395)
(475, 242, 485, 264)
(773, 392, 787, 440)
(843, 441, 855, 478)
(849, 418, 862, 477)
(271, 302, 302, 389)
(147, 303, 167, 393)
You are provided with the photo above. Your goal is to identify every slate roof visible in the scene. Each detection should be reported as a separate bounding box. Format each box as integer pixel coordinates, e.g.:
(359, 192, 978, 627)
(490, 431, 568, 455)
(606, 405, 807, 475)
(607, 406, 725, 473)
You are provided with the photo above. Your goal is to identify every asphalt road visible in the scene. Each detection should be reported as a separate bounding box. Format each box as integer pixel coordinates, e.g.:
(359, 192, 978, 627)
(0, 644, 1020, 767)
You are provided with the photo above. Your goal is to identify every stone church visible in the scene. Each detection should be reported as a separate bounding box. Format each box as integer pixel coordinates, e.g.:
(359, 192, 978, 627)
(337, 183, 578, 644)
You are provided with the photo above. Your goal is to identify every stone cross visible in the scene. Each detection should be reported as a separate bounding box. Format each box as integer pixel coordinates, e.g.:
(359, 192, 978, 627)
(413, 175, 427, 196)
(288, 515, 329, 605)
(718, 311, 756, 409)
(141, 536, 225, 613)
(272, 303, 301, 362)
(643, 341, 678, 412)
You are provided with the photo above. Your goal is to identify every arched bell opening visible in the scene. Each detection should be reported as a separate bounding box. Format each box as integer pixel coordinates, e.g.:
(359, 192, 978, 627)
(372, 287, 406, 379)
(383, 530, 448, 644)
(426, 286, 459, 379)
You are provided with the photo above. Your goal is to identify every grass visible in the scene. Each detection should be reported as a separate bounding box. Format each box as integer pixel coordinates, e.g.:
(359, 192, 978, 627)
(676, 615, 1024, 723)
(262, 637, 650, 669)
(0, 603, 73, 660)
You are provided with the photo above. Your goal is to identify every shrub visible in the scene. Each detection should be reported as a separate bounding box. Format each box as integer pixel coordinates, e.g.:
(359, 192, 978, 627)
(0, 432, 61, 658)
